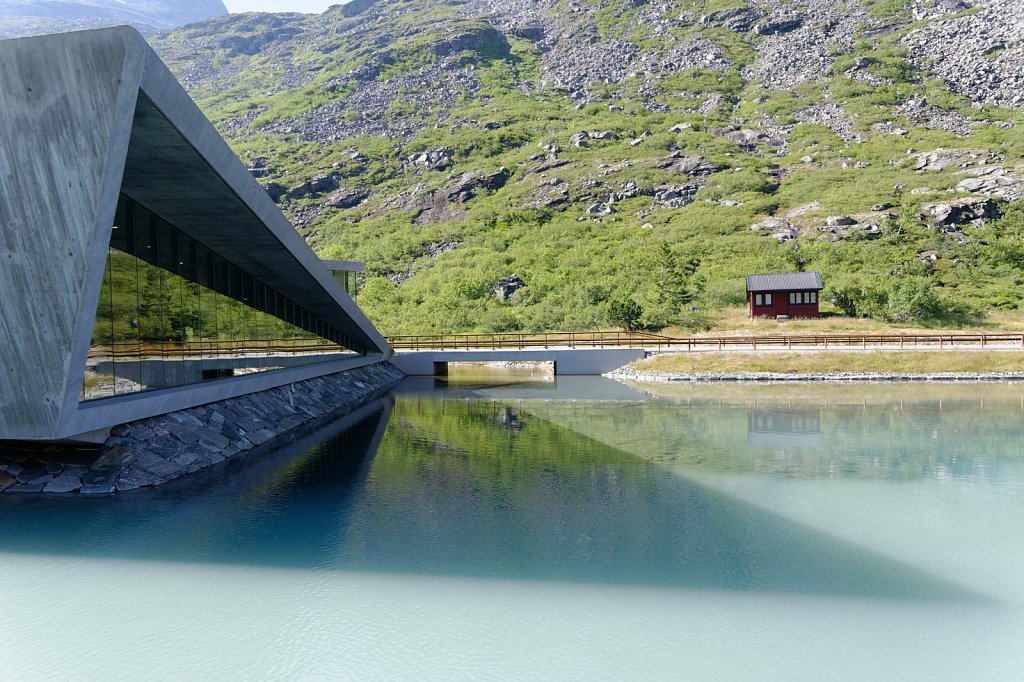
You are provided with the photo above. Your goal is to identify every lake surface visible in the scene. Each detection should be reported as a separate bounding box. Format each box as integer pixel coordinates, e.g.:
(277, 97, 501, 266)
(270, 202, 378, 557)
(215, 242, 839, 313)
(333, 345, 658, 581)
(2, 376, 1023, 680)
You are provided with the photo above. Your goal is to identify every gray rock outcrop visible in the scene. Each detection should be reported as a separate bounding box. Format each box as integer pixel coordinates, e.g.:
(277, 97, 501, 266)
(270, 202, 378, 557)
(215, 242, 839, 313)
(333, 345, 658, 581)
(922, 197, 1001, 227)
(494, 274, 526, 301)
(414, 168, 510, 224)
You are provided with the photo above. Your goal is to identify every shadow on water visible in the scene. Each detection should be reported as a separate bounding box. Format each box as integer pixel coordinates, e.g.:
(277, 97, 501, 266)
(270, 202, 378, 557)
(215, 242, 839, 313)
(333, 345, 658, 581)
(0, 378, 992, 602)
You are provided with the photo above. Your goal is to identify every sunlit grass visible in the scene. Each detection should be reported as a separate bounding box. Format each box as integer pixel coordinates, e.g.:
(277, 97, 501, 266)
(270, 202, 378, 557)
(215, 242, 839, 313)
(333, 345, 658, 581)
(661, 308, 1024, 338)
(634, 351, 1024, 375)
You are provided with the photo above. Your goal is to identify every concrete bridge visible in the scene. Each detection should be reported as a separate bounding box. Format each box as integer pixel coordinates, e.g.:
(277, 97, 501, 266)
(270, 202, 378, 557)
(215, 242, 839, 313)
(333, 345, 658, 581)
(390, 347, 648, 376)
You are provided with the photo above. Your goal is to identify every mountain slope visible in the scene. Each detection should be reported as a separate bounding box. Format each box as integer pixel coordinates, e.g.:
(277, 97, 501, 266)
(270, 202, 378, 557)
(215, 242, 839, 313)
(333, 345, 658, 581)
(0, 0, 227, 38)
(152, 0, 1024, 334)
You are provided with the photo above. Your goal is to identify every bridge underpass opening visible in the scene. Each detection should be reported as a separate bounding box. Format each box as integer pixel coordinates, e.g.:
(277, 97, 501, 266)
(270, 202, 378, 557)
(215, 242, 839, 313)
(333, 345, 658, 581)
(433, 361, 557, 380)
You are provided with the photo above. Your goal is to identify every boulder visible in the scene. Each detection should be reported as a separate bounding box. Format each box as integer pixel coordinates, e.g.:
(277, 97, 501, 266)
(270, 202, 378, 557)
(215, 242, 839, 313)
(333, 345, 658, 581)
(408, 147, 454, 170)
(494, 275, 526, 301)
(91, 444, 134, 470)
(654, 185, 698, 208)
(414, 168, 510, 224)
(826, 215, 857, 227)
(752, 216, 798, 242)
(922, 197, 1000, 226)
(752, 216, 792, 232)
(324, 187, 369, 209)
(0, 470, 16, 492)
(426, 24, 510, 59)
(656, 155, 717, 177)
(754, 18, 803, 35)
(284, 174, 340, 201)
(423, 241, 461, 258)
(247, 157, 271, 178)
(263, 182, 287, 203)
(43, 474, 82, 494)
(701, 7, 761, 32)
(910, 148, 996, 172)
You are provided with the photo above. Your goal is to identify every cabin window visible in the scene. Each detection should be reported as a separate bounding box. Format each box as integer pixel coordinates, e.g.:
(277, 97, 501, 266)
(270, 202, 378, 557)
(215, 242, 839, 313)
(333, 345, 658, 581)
(810, 291, 817, 304)
(764, 293, 772, 305)
(789, 292, 796, 304)
(755, 294, 763, 306)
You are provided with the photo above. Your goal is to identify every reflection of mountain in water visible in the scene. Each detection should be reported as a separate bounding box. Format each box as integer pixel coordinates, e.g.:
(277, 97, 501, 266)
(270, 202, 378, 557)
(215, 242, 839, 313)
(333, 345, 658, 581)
(525, 381, 1024, 481)
(0, 389, 984, 601)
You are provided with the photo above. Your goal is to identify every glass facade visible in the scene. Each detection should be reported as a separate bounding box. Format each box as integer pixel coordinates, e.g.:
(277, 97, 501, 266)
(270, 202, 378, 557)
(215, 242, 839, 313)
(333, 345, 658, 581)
(81, 195, 357, 402)
(331, 270, 359, 300)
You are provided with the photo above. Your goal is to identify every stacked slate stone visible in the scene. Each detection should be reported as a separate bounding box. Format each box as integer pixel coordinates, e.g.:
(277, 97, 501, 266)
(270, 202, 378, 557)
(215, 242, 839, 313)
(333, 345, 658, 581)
(0, 363, 405, 495)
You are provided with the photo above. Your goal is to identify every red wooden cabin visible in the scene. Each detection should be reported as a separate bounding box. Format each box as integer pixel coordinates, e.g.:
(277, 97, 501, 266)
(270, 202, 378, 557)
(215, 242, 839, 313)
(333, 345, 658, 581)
(746, 272, 823, 319)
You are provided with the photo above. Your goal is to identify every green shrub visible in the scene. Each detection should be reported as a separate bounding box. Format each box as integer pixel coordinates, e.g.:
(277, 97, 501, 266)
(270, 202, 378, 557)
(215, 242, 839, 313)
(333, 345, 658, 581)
(608, 298, 644, 331)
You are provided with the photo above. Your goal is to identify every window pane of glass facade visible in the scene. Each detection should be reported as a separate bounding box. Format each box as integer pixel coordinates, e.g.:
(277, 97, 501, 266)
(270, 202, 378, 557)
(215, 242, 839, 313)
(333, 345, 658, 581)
(80, 195, 358, 402)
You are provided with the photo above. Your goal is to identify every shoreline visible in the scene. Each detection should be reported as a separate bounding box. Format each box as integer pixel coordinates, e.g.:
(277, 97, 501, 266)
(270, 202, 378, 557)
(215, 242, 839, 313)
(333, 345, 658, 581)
(607, 369, 1024, 384)
(0, 363, 405, 496)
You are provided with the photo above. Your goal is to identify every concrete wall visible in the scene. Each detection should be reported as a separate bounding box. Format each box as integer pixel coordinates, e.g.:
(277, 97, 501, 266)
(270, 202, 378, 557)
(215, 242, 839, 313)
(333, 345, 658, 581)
(67, 354, 384, 442)
(0, 28, 142, 439)
(391, 349, 647, 376)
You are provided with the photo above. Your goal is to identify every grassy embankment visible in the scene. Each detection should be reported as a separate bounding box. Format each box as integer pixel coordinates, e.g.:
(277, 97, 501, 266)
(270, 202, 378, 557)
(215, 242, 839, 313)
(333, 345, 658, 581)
(633, 351, 1024, 375)
(659, 307, 1024, 338)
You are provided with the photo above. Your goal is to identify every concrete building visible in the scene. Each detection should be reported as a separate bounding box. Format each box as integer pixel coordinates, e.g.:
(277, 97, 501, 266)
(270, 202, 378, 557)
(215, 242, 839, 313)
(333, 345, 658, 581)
(0, 27, 390, 442)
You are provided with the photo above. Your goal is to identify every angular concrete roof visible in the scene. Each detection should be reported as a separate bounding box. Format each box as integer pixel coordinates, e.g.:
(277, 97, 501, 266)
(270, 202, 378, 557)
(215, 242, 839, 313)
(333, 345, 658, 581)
(0, 27, 389, 440)
(746, 272, 823, 293)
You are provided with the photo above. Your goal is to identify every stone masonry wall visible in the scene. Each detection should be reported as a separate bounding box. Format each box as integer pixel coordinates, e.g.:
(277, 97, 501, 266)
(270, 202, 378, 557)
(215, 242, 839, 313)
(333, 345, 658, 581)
(0, 362, 405, 495)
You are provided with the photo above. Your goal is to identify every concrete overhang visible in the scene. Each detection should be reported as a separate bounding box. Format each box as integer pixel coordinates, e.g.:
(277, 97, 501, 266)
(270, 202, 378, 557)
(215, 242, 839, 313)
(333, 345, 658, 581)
(322, 260, 366, 273)
(123, 59, 386, 355)
(0, 26, 391, 440)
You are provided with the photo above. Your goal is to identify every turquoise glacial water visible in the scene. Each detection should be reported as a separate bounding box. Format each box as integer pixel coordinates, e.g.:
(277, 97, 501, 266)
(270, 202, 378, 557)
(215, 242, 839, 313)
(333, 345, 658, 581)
(2, 376, 1023, 680)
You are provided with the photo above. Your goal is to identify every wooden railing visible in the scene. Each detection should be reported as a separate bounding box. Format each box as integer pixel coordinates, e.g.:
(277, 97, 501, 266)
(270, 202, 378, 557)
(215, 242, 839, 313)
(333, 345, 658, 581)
(88, 338, 350, 361)
(385, 332, 1024, 351)
(385, 331, 675, 350)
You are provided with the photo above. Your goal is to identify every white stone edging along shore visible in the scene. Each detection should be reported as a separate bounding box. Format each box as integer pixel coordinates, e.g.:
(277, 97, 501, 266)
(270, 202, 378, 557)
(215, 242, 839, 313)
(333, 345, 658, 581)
(606, 368, 1024, 384)
(0, 363, 405, 495)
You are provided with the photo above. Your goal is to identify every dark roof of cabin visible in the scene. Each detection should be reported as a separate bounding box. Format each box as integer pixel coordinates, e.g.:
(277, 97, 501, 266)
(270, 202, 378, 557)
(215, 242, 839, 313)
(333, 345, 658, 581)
(746, 272, 823, 292)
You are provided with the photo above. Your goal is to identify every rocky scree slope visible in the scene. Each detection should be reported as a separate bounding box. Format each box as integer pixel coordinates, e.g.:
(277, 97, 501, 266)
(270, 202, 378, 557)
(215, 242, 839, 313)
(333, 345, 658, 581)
(150, 0, 1024, 334)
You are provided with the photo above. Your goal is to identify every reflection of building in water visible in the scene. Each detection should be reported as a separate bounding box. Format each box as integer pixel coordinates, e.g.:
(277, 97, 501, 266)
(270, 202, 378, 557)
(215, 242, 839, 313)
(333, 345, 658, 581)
(747, 407, 824, 447)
